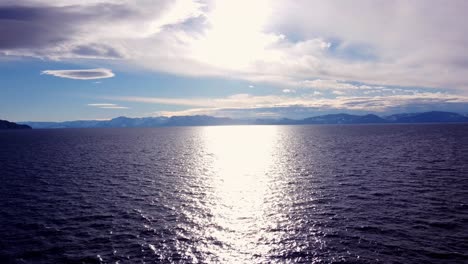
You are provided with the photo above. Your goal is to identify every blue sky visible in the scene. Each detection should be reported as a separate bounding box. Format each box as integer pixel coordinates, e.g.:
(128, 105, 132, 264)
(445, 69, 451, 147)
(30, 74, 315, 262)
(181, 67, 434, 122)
(1, 0, 468, 121)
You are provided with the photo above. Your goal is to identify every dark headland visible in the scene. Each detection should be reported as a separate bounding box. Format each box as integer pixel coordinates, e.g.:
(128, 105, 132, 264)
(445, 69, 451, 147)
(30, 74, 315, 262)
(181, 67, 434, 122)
(0, 119, 32, 130)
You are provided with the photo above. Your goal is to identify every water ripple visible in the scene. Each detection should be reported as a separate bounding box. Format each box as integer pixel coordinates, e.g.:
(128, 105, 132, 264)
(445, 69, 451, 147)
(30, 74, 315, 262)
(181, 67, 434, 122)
(1, 125, 467, 263)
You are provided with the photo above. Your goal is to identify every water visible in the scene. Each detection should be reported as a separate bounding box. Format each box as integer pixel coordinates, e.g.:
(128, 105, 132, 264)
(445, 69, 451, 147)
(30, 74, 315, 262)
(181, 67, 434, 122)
(1, 124, 467, 263)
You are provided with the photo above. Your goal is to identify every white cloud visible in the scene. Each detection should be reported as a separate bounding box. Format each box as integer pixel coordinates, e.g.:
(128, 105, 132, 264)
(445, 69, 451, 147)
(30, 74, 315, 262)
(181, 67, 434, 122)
(109, 91, 468, 116)
(148, 92, 468, 118)
(99, 106, 129, 109)
(303, 79, 359, 90)
(42, 68, 115, 80)
(87, 103, 116, 106)
(332, 90, 346, 95)
(108, 93, 289, 108)
(88, 103, 129, 109)
(3, 0, 468, 92)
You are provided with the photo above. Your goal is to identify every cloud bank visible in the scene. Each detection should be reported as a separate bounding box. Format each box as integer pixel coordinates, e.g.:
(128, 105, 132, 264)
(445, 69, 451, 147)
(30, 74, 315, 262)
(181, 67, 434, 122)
(2, 0, 468, 92)
(42, 68, 115, 80)
(108, 91, 468, 119)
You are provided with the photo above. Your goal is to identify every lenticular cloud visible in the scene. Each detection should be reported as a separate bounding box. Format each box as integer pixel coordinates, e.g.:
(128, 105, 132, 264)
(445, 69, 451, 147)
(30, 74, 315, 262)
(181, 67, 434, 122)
(41, 68, 115, 80)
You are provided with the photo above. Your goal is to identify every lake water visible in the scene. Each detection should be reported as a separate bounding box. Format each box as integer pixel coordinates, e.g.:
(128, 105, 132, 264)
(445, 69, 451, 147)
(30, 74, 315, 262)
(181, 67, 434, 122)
(1, 125, 467, 263)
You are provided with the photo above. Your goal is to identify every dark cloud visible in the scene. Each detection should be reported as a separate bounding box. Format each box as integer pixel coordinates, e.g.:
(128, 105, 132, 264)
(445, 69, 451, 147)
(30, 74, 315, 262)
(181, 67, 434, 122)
(0, 2, 150, 51)
(0, 5, 76, 49)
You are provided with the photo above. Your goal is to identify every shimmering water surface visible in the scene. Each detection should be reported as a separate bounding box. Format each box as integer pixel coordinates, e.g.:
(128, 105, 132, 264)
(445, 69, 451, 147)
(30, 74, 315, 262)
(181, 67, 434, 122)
(1, 125, 467, 263)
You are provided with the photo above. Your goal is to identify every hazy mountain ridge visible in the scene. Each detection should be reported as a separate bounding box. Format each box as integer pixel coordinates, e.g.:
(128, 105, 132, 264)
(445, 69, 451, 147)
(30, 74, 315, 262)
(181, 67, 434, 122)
(0, 119, 32, 129)
(20, 111, 468, 129)
(384, 111, 468, 123)
(299, 114, 387, 124)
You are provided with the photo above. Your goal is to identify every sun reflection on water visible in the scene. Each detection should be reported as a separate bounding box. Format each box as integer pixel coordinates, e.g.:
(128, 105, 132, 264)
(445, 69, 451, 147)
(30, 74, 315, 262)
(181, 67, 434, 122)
(200, 125, 281, 261)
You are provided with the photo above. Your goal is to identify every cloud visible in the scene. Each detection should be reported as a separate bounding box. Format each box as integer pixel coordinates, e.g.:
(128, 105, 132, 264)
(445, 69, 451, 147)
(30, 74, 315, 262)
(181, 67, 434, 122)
(87, 103, 115, 106)
(108, 94, 289, 108)
(87, 103, 129, 109)
(332, 90, 346, 95)
(99, 106, 129, 109)
(109, 91, 468, 118)
(302, 79, 362, 90)
(0, 0, 200, 59)
(42, 68, 115, 80)
(2, 0, 468, 92)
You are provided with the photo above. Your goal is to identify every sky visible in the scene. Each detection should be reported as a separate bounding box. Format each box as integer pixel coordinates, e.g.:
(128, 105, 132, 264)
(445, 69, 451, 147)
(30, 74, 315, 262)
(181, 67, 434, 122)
(1, 0, 468, 121)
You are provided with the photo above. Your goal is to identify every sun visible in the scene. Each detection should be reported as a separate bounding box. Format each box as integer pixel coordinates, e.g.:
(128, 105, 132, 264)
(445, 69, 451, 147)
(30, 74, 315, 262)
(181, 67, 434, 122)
(191, 0, 282, 70)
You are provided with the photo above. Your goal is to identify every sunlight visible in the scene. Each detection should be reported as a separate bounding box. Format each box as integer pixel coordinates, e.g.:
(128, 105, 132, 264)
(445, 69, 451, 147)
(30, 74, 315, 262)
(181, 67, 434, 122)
(201, 125, 280, 260)
(191, 0, 282, 69)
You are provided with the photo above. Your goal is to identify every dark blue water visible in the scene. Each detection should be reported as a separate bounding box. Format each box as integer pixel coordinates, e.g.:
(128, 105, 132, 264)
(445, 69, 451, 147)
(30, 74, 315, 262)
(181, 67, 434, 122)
(1, 125, 467, 263)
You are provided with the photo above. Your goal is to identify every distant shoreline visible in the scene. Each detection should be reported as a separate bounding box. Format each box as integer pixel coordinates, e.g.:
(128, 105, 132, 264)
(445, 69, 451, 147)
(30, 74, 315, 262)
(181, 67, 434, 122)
(16, 111, 468, 129)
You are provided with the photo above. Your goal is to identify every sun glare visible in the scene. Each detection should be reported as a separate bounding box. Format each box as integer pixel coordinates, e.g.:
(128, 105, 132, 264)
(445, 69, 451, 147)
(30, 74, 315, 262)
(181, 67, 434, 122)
(192, 0, 280, 69)
(201, 125, 280, 260)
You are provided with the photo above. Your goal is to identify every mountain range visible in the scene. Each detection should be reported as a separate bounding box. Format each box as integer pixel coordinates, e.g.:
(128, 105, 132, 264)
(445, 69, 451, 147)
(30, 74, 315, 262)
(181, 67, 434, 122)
(17, 111, 468, 129)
